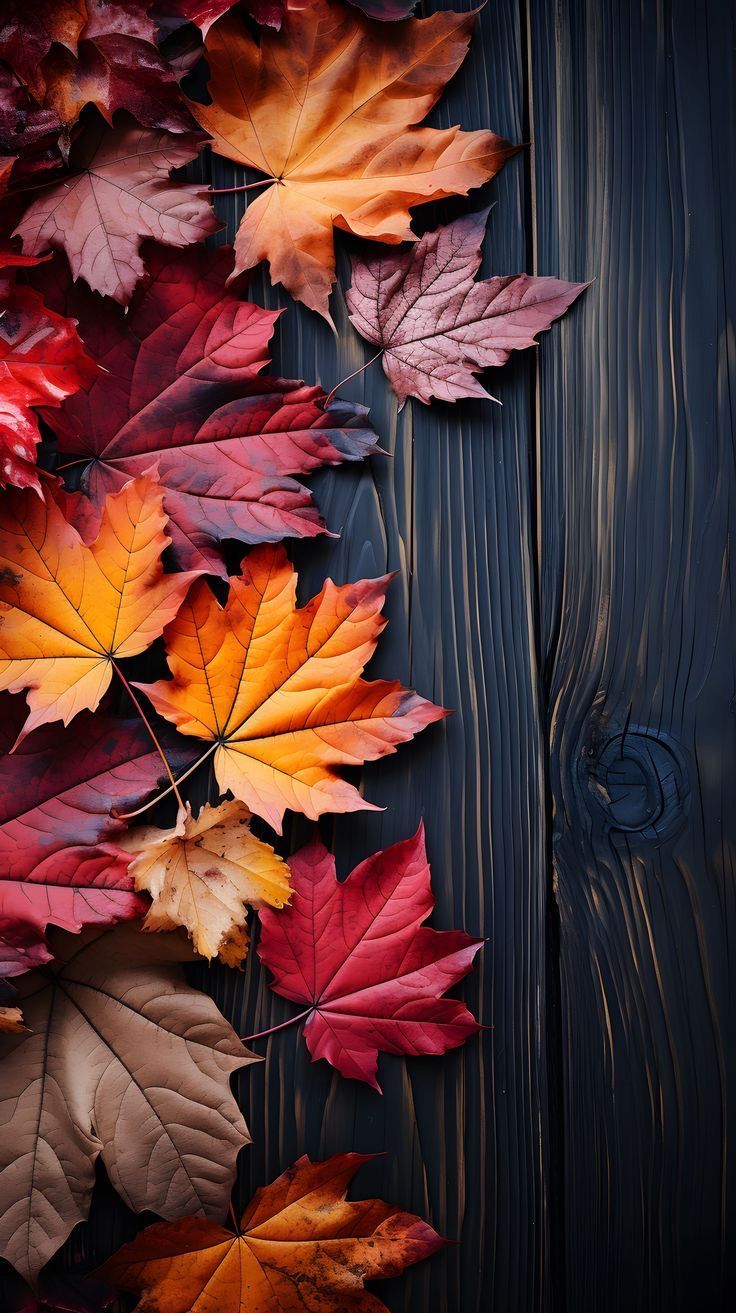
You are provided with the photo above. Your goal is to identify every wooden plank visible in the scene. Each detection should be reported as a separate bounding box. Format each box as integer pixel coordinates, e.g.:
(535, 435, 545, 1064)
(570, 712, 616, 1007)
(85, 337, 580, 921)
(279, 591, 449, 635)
(527, 0, 736, 1308)
(23, 5, 553, 1313)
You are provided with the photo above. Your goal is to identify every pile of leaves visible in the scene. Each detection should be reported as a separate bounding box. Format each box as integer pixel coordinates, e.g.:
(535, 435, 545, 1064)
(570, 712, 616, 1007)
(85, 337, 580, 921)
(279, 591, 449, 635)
(0, 2, 586, 1310)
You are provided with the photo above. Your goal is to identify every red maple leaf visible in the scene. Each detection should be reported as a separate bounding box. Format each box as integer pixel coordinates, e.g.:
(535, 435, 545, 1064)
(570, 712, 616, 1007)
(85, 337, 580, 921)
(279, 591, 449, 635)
(0, 251, 98, 492)
(257, 826, 482, 1090)
(0, 692, 196, 963)
(40, 245, 379, 572)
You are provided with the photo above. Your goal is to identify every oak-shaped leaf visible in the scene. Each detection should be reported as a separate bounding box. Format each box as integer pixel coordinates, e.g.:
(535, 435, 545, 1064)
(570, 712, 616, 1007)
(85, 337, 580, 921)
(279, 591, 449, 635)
(347, 208, 588, 406)
(101, 1152, 444, 1313)
(0, 251, 98, 491)
(257, 827, 482, 1089)
(40, 0, 198, 140)
(139, 544, 446, 832)
(123, 800, 291, 966)
(0, 923, 255, 1284)
(190, 0, 515, 321)
(0, 692, 196, 960)
(0, 474, 200, 739)
(14, 125, 220, 303)
(40, 244, 379, 573)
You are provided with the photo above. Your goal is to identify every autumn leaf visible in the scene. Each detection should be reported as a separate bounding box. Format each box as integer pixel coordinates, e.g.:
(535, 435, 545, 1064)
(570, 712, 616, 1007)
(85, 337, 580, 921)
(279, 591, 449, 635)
(0, 68, 65, 193)
(347, 208, 589, 406)
(138, 544, 446, 831)
(0, 474, 200, 739)
(0, 920, 51, 977)
(0, 692, 196, 955)
(155, 0, 282, 33)
(14, 125, 219, 303)
(0, 1, 87, 99)
(0, 923, 255, 1284)
(0, 1004, 25, 1033)
(189, 0, 515, 321)
(123, 800, 291, 966)
(40, 0, 198, 140)
(101, 1152, 444, 1313)
(39, 245, 379, 573)
(257, 827, 482, 1089)
(0, 251, 98, 491)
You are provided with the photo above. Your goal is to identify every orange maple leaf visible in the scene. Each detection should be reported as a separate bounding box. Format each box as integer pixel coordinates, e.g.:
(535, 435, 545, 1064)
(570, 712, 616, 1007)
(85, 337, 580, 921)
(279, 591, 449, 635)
(190, 0, 515, 321)
(0, 476, 199, 738)
(138, 544, 446, 831)
(101, 1152, 445, 1313)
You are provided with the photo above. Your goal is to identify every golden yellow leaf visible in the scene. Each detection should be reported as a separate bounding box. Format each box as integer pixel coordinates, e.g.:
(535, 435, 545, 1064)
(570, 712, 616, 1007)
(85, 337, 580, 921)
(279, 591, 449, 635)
(138, 544, 446, 831)
(124, 801, 291, 965)
(0, 475, 199, 738)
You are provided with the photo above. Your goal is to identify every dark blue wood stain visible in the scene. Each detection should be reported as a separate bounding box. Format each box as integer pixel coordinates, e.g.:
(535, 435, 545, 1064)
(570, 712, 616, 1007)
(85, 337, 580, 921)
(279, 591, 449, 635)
(7, 2, 732, 1310)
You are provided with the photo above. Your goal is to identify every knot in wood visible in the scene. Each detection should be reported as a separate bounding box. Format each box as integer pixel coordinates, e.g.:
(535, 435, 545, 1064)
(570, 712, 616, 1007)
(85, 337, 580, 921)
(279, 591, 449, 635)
(583, 727, 689, 841)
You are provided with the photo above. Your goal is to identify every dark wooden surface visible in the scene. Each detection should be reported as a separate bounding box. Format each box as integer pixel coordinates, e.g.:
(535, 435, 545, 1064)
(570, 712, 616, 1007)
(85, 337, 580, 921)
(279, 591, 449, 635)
(6, 2, 734, 1310)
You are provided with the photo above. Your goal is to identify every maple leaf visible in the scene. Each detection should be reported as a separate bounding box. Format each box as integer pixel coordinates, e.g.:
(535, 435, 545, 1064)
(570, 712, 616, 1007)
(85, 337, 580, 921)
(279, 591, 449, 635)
(40, 0, 198, 140)
(189, 1, 515, 321)
(347, 208, 589, 407)
(123, 800, 291, 966)
(101, 1152, 444, 1313)
(0, 692, 197, 955)
(0, 474, 200, 739)
(257, 827, 482, 1089)
(138, 544, 446, 832)
(0, 252, 98, 492)
(14, 125, 220, 303)
(0, 1, 87, 99)
(39, 244, 379, 573)
(0, 923, 255, 1284)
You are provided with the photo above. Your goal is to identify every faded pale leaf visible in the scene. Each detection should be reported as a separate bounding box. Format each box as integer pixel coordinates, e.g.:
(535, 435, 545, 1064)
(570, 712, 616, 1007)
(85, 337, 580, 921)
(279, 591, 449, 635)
(138, 544, 446, 832)
(124, 800, 291, 965)
(347, 208, 589, 406)
(0, 923, 255, 1283)
(190, 0, 514, 320)
(101, 1153, 444, 1312)
(14, 126, 219, 303)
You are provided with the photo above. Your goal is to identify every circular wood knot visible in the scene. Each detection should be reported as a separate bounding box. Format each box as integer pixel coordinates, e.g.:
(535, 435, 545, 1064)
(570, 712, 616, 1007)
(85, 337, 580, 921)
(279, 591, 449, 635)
(583, 727, 690, 840)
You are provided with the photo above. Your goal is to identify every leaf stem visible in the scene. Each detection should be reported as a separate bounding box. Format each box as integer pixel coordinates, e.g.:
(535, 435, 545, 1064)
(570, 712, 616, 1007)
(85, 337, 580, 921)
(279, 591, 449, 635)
(55, 458, 90, 473)
(325, 348, 384, 406)
(241, 1008, 313, 1043)
(228, 1201, 240, 1234)
(209, 178, 274, 195)
(116, 742, 218, 820)
(112, 662, 185, 812)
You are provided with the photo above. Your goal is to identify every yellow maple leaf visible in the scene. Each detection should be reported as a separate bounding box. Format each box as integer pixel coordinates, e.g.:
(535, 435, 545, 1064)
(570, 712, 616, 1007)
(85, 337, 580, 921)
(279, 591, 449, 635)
(124, 801, 291, 966)
(0, 476, 199, 738)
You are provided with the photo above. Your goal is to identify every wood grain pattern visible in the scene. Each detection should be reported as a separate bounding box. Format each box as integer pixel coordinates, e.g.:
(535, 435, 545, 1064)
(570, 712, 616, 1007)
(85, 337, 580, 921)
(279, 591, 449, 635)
(528, 0, 736, 1308)
(2, 2, 733, 1311)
